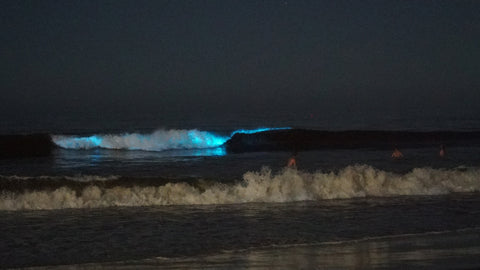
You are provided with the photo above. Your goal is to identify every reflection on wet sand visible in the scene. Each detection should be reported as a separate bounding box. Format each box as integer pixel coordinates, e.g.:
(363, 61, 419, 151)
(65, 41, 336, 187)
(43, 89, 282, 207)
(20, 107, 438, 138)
(240, 230, 480, 270)
(34, 228, 480, 270)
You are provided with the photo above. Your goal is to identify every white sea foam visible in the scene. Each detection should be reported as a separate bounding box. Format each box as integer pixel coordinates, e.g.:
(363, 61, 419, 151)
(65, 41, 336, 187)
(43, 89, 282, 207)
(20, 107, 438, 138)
(1, 165, 479, 210)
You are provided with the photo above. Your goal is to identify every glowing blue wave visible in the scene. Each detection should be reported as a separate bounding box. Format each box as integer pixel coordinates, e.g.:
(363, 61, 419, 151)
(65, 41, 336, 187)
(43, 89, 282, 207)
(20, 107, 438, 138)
(52, 127, 291, 153)
(230, 127, 291, 136)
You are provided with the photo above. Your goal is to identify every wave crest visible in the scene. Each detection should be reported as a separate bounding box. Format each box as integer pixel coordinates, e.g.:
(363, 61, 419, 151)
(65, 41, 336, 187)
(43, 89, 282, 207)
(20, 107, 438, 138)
(52, 129, 229, 151)
(1, 165, 479, 210)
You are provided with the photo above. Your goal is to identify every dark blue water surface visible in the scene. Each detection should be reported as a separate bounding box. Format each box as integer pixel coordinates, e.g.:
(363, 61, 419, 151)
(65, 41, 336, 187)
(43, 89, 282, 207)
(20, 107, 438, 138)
(1, 113, 480, 269)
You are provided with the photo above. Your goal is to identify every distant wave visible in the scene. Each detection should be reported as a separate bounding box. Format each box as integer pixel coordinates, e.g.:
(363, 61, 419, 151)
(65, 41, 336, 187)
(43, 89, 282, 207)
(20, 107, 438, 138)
(1, 165, 479, 210)
(2, 128, 480, 157)
(52, 127, 290, 151)
(226, 129, 480, 152)
(52, 129, 229, 151)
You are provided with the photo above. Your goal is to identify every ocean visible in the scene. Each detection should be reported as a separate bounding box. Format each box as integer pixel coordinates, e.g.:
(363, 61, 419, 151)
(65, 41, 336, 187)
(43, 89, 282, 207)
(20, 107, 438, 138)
(1, 112, 480, 269)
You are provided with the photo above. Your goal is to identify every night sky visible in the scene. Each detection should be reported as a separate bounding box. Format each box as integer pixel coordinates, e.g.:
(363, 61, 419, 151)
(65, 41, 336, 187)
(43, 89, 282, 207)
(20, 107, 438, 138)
(2, 0, 480, 121)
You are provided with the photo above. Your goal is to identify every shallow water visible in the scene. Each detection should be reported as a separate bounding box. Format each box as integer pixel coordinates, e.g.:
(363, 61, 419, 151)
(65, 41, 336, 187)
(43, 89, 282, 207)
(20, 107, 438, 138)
(55, 229, 480, 270)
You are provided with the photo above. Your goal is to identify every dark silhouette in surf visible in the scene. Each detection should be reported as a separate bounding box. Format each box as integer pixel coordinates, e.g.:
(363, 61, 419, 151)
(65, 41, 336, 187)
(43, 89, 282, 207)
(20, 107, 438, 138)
(392, 147, 403, 159)
(287, 152, 297, 168)
(439, 144, 446, 158)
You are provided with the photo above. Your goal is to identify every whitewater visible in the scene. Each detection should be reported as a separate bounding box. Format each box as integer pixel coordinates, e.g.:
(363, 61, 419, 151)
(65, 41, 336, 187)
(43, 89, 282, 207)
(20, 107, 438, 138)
(2, 165, 479, 210)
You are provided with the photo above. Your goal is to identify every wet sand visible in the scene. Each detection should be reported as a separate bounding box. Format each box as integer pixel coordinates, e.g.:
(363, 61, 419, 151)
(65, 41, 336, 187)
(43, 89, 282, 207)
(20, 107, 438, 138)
(30, 228, 480, 270)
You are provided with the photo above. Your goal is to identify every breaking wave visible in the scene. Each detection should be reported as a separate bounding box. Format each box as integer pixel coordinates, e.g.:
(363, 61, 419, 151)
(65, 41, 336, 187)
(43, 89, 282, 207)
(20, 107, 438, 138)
(3, 128, 478, 156)
(52, 129, 230, 151)
(51, 127, 290, 151)
(1, 165, 479, 210)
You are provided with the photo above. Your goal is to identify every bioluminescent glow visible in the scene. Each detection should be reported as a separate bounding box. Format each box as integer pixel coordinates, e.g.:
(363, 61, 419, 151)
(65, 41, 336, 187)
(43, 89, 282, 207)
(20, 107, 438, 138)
(188, 147, 227, 157)
(53, 135, 104, 149)
(53, 129, 230, 152)
(230, 127, 291, 137)
(52, 127, 291, 154)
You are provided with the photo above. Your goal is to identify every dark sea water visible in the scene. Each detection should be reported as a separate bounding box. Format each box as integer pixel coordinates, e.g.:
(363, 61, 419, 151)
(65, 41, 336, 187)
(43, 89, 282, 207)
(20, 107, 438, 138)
(1, 112, 480, 269)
